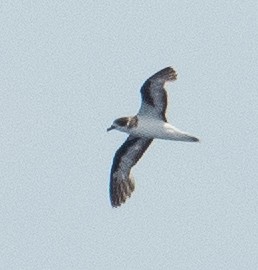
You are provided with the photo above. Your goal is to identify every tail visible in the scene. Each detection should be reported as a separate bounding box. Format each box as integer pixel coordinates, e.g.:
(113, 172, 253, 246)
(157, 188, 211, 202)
(166, 126, 200, 142)
(177, 133, 199, 142)
(110, 175, 135, 207)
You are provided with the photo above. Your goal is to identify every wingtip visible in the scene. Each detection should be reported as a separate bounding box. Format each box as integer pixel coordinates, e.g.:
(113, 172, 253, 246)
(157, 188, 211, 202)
(168, 67, 177, 81)
(110, 175, 135, 208)
(150, 66, 177, 82)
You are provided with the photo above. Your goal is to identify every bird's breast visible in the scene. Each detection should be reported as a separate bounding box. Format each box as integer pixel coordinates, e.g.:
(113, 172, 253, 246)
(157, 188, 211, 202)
(128, 117, 170, 139)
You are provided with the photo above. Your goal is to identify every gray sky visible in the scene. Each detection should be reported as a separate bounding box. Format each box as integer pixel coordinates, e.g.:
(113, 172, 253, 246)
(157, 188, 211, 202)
(1, 1, 258, 269)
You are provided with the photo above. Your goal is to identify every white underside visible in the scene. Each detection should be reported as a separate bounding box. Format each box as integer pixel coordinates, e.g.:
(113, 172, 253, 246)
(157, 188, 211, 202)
(127, 116, 198, 142)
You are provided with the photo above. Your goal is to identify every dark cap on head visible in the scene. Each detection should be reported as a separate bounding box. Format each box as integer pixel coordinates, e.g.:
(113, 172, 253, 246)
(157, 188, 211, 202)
(114, 117, 130, 127)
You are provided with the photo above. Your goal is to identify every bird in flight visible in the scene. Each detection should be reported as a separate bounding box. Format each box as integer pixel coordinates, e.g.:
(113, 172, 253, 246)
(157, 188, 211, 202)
(107, 67, 199, 207)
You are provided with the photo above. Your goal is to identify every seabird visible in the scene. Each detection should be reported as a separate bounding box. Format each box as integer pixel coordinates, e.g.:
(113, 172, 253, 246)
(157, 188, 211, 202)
(107, 67, 199, 207)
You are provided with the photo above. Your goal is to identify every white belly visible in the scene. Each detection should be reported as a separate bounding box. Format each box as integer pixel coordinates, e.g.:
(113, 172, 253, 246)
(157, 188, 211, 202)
(129, 117, 173, 139)
(128, 117, 198, 142)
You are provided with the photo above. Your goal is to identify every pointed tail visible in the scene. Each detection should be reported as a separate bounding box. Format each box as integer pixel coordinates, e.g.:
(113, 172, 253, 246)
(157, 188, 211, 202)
(166, 126, 200, 142)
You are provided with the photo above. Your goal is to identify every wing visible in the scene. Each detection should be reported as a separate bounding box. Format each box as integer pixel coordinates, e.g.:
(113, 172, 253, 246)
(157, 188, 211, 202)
(138, 67, 177, 122)
(110, 135, 153, 207)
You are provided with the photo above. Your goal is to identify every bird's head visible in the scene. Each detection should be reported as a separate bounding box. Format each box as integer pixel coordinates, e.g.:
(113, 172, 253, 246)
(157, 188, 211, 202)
(107, 117, 130, 132)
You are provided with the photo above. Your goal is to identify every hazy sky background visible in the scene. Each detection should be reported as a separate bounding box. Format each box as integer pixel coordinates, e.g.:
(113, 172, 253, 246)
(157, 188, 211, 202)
(1, 1, 257, 269)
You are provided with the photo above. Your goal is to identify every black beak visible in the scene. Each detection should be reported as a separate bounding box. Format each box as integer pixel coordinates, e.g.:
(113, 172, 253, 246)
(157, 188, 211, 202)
(107, 125, 115, 132)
